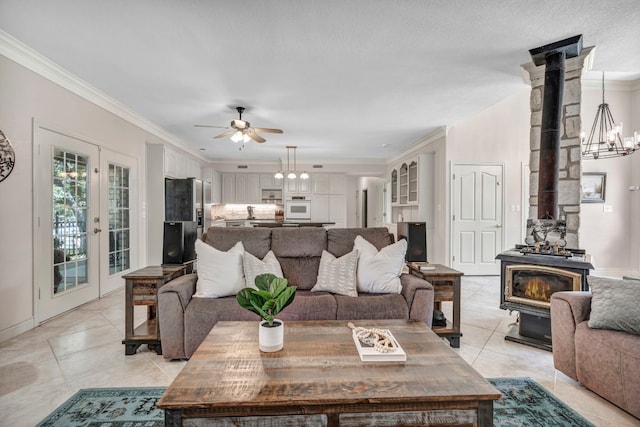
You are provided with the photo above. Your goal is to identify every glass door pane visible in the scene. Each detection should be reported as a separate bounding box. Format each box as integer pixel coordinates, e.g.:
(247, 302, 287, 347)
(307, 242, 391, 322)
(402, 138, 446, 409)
(108, 163, 131, 275)
(52, 149, 89, 294)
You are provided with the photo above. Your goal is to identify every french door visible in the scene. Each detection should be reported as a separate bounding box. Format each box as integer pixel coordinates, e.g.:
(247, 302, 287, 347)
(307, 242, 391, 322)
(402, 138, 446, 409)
(451, 163, 504, 275)
(34, 124, 137, 322)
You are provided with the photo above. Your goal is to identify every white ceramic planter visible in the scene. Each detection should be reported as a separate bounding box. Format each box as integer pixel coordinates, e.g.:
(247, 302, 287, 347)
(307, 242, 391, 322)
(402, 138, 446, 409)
(259, 319, 284, 352)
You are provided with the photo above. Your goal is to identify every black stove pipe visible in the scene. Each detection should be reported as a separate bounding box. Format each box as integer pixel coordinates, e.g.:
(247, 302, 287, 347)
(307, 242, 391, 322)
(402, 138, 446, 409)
(529, 35, 583, 220)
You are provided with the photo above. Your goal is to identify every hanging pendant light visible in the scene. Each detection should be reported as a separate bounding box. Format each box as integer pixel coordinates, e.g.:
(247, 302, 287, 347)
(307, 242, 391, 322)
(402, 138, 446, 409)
(581, 72, 640, 159)
(287, 146, 297, 179)
(274, 146, 306, 179)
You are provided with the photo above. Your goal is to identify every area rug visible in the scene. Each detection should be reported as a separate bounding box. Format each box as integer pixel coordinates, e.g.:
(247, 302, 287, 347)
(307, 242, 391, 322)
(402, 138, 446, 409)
(37, 377, 594, 426)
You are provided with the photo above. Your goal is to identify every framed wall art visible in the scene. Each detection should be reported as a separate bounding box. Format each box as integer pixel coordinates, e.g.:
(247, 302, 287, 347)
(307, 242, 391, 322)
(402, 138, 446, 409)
(581, 172, 606, 203)
(0, 130, 16, 183)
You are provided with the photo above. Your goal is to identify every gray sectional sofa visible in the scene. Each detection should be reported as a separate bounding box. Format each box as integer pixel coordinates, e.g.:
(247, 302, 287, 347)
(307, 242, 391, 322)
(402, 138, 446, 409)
(158, 227, 435, 360)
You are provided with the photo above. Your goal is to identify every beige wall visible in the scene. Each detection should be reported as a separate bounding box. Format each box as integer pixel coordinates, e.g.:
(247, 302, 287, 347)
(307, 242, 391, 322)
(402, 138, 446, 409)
(0, 54, 168, 340)
(446, 87, 532, 261)
(580, 84, 640, 274)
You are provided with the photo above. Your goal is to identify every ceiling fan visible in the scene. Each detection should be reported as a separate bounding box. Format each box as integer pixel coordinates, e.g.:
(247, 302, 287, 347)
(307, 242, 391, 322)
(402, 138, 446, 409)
(194, 107, 283, 143)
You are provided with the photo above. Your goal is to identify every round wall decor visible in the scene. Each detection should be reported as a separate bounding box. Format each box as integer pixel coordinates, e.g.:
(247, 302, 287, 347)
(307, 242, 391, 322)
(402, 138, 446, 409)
(0, 130, 16, 183)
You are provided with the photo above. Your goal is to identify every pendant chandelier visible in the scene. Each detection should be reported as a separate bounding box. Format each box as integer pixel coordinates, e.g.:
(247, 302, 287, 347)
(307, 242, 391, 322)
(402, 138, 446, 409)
(581, 72, 640, 159)
(274, 145, 309, 180)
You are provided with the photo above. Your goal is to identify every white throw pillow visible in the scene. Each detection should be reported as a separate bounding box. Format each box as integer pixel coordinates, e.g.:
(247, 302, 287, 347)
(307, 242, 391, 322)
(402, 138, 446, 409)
(311, 249, 359, 297)
(353, 235, 406, 294)
(193, 240, 245, 298)
(243, 250, 284, 289)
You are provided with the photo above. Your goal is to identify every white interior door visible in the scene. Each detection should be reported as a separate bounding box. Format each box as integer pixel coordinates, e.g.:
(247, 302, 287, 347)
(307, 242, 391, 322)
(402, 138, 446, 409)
(99, 150, 139, 296)
(451, 163, 504, 275)
(35, 126, 100, 322)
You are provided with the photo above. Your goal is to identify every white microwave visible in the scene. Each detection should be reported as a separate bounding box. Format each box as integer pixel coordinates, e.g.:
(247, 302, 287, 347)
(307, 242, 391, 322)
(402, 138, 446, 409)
(285, 197, 311, 220)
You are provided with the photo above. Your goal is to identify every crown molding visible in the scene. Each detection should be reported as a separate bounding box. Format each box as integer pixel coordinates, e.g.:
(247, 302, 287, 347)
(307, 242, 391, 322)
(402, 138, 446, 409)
(0, 30, 208, 162)
(581, 77, 640, 92)
(386, 126, 447, 165)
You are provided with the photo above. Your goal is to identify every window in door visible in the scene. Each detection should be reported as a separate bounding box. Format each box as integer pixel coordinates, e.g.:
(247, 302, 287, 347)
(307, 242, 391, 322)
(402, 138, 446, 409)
(52, 149, 89, 294)
(108, 163, 131, 275)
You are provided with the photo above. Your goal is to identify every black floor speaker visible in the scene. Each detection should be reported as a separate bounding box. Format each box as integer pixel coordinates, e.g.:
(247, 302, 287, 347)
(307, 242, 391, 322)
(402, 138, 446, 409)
(397, 222, 427, 262)
(163, 221, 197, 265)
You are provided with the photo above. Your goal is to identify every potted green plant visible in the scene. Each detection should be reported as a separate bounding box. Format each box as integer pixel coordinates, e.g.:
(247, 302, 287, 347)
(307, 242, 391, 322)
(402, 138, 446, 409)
(236, 273, 296, 352)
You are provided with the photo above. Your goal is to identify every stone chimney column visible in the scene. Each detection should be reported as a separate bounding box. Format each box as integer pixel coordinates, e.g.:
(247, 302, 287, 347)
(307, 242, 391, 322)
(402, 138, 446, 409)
(521, 46, 593, 249)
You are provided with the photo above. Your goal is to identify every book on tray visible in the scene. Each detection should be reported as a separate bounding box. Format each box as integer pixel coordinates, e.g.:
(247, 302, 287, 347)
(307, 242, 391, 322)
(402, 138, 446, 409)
(351, 329, 406, 362)
(410, 262, 436, 271)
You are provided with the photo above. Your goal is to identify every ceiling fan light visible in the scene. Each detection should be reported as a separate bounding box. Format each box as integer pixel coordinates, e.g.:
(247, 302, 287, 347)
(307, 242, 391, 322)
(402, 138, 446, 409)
(230, 131, 243, 143)
(274, 171, 284, 179)
(242, 133, 251, 143)
(287, 171, 297, 179)
(300, 171, 309, 180)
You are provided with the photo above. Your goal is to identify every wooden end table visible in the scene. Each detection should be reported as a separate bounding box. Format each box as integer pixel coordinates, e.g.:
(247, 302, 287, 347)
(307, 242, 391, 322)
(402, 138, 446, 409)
(408, 263, 464, 348)
(121, 265, 186, 355)
(158, 320, 501, 427)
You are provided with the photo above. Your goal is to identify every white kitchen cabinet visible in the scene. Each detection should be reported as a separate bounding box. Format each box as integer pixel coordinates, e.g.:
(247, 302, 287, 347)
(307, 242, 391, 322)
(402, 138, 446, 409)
(164, 146, 186, 178)
(329, 174, 346, 195)
(285, 177, 310, 194)
(221, 173, 236, 204)
(234, 174, 248, 203)
(329, 194, 347, 228)
(211, 170, 221, 204)
(389, 155, 432, 207)
(260, 173, 283, 189)
(312, 174, 330, 194)
(201, 167, 222, 205)
(311, 194, 330, 221)
(185, 157, 202, 179)
(247, 174, 261, 204)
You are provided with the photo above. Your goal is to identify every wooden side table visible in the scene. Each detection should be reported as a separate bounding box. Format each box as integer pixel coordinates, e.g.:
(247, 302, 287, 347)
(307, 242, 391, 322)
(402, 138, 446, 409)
(122, 265, 186, 355)
(408, 263, 464, 348)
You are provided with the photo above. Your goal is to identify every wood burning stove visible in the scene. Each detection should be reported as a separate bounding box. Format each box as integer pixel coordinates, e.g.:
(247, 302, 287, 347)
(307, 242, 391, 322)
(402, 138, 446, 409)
(497, 248, 592, 350)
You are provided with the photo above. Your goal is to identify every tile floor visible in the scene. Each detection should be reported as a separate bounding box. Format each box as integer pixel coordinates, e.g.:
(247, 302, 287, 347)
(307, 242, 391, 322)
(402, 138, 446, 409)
(0, 276, 638, 427)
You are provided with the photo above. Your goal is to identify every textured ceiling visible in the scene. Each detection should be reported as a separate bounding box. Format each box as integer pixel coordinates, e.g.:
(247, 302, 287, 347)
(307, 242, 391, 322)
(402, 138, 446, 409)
(1, 1, 639, 162)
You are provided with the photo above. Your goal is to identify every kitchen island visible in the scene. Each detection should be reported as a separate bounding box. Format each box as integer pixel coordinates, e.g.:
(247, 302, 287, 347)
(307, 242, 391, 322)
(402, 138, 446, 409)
(250, 220, 335, 227)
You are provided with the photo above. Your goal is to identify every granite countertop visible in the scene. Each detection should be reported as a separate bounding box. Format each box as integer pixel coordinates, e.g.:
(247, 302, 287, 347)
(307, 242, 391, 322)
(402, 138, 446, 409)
(250, 221, 335, 227)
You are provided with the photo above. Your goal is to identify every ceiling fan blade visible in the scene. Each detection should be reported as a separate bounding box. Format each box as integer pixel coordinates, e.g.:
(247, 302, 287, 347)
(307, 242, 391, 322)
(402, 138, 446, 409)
(194, 124, 228, 129)
(252, 127, 283, 134)
(247, 132, 266, 143)
(213, 130, 236, 139)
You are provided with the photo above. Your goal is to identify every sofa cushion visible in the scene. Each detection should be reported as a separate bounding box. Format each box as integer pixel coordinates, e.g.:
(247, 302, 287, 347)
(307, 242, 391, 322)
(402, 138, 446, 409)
(203, 227, 272, 258)
(311, 250, 359, 297)
(271, 228, 327, 257)
(272, 228, 326, 290)
(587, 276, 640, 335)
(243, 250, 283, 289)
(276, 290, 338, 321)
(193, 240, 245, 298)
(335, 293, 409, 320)
(354, 235, 406, 294)
(327, 227, 393, 257)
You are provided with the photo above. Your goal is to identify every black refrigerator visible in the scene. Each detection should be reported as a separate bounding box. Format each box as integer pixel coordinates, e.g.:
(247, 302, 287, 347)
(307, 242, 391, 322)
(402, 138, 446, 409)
(163, 178, 203, 265)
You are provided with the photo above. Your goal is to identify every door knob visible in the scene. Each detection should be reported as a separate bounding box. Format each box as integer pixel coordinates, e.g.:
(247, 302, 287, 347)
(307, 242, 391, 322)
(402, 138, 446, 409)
(496, 225, 503, 228)
(93, 228, 102, 233)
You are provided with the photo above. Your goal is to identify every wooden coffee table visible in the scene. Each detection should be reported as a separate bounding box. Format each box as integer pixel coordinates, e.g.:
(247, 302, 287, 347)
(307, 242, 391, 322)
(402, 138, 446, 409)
(158, 320, 501, 427)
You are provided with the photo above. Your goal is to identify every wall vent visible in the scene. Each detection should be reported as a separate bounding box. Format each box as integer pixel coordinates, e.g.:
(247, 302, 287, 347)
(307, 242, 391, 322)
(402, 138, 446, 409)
(313, 164, 324, 169)
(237, 165, 248, 169)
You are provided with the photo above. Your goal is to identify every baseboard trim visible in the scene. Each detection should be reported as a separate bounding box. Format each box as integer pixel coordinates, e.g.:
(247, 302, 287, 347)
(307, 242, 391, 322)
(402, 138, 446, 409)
(0, 318, 35, 343)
